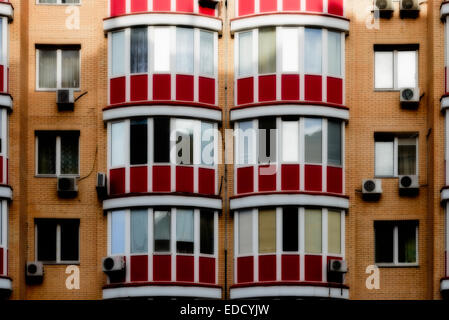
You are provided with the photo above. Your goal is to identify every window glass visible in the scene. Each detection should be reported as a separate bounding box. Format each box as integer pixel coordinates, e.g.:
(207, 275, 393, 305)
(39, 49, 57, 89)
(154, 27, 171, 72)
(259, 209, 276, 253)
(200, 210, 214, 255)
(130, 119, 148, 165)
(38, 134, 56, 175)
(398, 223, 417, 263)
(304, 118, 322, 164)
(61, 50, 80, 88)
(60, 134, 79, 175)
(176, 28, 194, 74)
(176, 119, 194, 165)
(374, 51, 393, 89)
(258, 117, 277, 164)
(282, 207, 298, 252)
(238, 121, 254, 165)
(0, 18, 3, 63)
(398, 140, 416, 176)
(259, 27, 276, 74)
(111, 211, 126, 255)
(176, 209, 194, 254)
(304, 28, 322, 74)
(131, 27, 148, 74)
(238, 210, 253, 255)
(37, 221, 57, 261)
(375, 141, 394, 176)
(60, 220, 79, 261)
(375, 222, 394, 263)
(154, 211, 170, 252)
(328, 210, 341, 254)
(305, 209, 322, 254)
(397, 51, 416, 88)
(281, 28, 299, 72)
(328, 31, 341, 77)
(282, 121, 299, 162)
(131, 209, 148, 254)
(154, 117, 170, 163)
(0, 204, 2, 246)
(239, 31, 253, 76)
(0, 110, 2, 154)
(328, 120, 342, 166)
(112, 31, 125, 76)
(200, 31, 214, 76)
(111, 122, 126, 167)
(201, 121, 214, 166)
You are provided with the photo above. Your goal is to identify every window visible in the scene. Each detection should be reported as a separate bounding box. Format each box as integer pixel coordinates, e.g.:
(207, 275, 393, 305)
(304, 118, 322, 164)
(200, 210, 214, 255)
(282, 120, 299, 162)
(328, 210, 341, 254)
(37, 46, 80, 89)
(111, 211, 125, 255)
(201, 121, 214, 166)
(282, 207, 298, 252)
(200, 31, 214, 76)
(239, 31, 253, 76)
(304, 28, 322, 74)
(36, 219, 79, 263)
(176, 209, 194, 254)
(131, 209, 148, 254)
(36, 131, 79, 176)
(305, 209, 322, 254)
(374, 45, 418, 90)
(237, 121, 254, 165)
(328, 31, 341, 77)
(38, 0, 80, 4)
(0, 204, 2, 247)
(258, 117, 277, 164)
(130, 119, 148, 165)
(154, 28, 171, 72)
(281, 28, 299, 72)
(176, 28, 194, 74)
(131, 27, 148, 74)
(258, 27, 276, 74)
(154, 210, 170, 252)
(398, 138, 417, 176)
(111, 122, 126, 167)
(259, 209, 276, 253)
(328, 120, 342, 166)
(375, 140, 394, 176)
(154, 117, 170, 163)
(375, 221, 418, 265)
(175, 119, 195, 165)
(0, 19, 3, 63)
(238, 210, 253, 255)
(111, 31, 125, 76)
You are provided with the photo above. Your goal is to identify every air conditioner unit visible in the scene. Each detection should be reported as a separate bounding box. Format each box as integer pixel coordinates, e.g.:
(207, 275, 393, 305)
(400, 88, 420, 109)
(26, 261, 44, 284)
(328, 259, 348, 273)
(375, 0, 393, 18)
(362, 179, 382, 201)
(57, 89, 75, 111)
(102, 256, 126, 278)
(57, 177, 78, 198)
(96, 173, 107, 200)
(400, 0, 419, 18)
(399, 175, 419, 196)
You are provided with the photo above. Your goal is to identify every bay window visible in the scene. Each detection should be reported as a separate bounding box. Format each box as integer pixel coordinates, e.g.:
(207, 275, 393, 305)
(130, 27, 148, 74)
(154, 210, 170, 252)
(258, 27, 276, 74)
(176, 28, 194, 74)
(304, 118, 322, 164)
(154, 27, 171, 72)
(304, 28, 322, 74)
(239, 31, 253, 76)
(111, 31, 125, 76)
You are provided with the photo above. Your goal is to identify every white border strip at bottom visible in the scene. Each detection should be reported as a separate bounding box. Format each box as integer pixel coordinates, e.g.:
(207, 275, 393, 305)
(441, 279, 449, 291)
(0, 278, 12, 291)
(0, 95, 12, 110)
(230, 285, 349, 299)
(103, 285, 222, 299)
(0, 186, 12, 200)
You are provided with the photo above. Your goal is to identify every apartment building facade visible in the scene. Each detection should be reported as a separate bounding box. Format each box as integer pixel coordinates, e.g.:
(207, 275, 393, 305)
(0, 0, 447, 300)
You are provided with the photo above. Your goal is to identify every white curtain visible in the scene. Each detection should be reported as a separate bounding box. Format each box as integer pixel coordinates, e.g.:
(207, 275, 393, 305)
(328, 31, 341, 77)
(282, 121, 299, 162)
(397, 51, 416, 88)
(131, 210, 148, 254)
(112, 31, 125, 76)
(131, 27, 148, 74)
(375, 141, 394, 176)
(176, 28, 194, 74)
(200, 31, 214, 76)
(154, 27, 171, 72)
(375, 51, 393, 89)
(39, 49, 57, 88)
(258, 27, 276, 74)
(111, 122, 126, 166)
(176, 209, 194, 242)
(304, 28, 322, 74)
(62, 50, 80, 88)
(305, 209, 322, 254)
(328, 211, 341, 254)
(239, 31, 252, 76)
(281, 28, 299, 72)
(239, 210, 253, 255)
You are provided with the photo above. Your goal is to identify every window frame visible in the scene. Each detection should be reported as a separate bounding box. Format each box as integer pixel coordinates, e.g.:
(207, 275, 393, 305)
(36, 0, 81, 5)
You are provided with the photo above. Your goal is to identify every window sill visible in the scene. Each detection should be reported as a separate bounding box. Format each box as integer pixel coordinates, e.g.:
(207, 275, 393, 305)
(35, 88, 81, 92)
(374, 89, 401, 92)
(38, 261, 80, 266)
(35, 174, 80, 178)
(375, 263, 419, 268)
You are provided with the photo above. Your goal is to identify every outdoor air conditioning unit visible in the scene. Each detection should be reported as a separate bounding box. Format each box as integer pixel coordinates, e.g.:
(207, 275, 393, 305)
(57, 89, 75, 111)
(400, 88, 420, 109)
(328, 259, 348, 273)
(400, 0, 419, 18)
(96, 173, 107, 200)
(362, 179, 382, 201)
(399, 175, 419, 196)
(57, 177, 78, 198)
(375, 0, 393, 18)
(102, 256, 126, 280)
(26, 261, 44, 284)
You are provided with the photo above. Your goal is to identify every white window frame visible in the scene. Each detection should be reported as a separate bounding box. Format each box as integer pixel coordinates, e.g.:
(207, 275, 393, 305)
(36, 0, 81, 5)
(374, 136, 418, 178)
(36, 48, 81, 91)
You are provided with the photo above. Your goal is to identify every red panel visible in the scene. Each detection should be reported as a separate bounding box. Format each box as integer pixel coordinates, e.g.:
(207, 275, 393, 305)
(237, 256, 254, 283)
(0, 247, 3, 275)
(176, 166, 194, 193)
(305, 164, 322, 192)
(238, 0, 255, 16)
(281, 164, 299, 191)
(0, 156, 3, 184)
(260, 0, 277, 12)
(258, 75, 276, 102)
(153, 0, 171, 11)
(153, 74, 171, 100)
(199, 4, 215, 16)
(237, 77, 254, 105)
(176, 75, 194, 102)
(283, 0, 300, 11)
(237, 166, 254, 194)
(306, 0, 323, 12)
(259, 255, 276, 281)
(153, 255, 171, 281)
(328, 0, 343, 16)
(109, 168, 126, 195)
(199, 77, 215, 105)
(130, 166, 148, 193)
(131, 0, 148, 12)
(327, 77, 343, 105)
(305, 255, 322, 282)
(152, 166, 171, 192)
(130, 255, 148, 282)
(258, 165, 276, 192)
(282, 255, 300, 281)
(0, 65, 4, 92)
(130, 74, 148, 102)
(281, 74, 299, 101)
(198, 168, 215, 195)
(304, 75, 322, 102)
(176, 0, 194, 12)
(199, 257, 216, 284)
(176, 255, 194, 282)
(327, 166, 343, 194)
(110, 0, 126, 16)
(110, 77, 126, 104)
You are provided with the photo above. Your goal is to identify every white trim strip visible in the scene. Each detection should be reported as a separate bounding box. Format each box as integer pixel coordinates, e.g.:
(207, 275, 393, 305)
(230, 285, 348, 299)
(0, 277, 11, 291)
(0, 3, 13, 21)
(0, 95, 12, 110)
(230, 193, 349, 210)
(441, 188, 449, 202)
(230, 105, 349, 121)
(231, 14, 349, 33)
(104, 14, 222, 33)
(0, 186, 11, 200)
(103, 285, 222, 299)
(441, 279, 449, 291)
(103, 195, 222, 211)
(442, 96, 449, 111)
(103, 105, 222, 122)
(442, 3, 449, 20)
